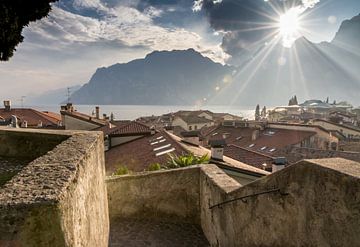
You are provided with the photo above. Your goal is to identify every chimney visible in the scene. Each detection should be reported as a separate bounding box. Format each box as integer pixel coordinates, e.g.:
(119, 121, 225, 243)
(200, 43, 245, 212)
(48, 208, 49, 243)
(272, 157, 287, 172)
(4, 100, 11, 111)
(22, 120, 28, 128)
(209, 139, 226, 161)
(150, 126, 156, 135)
(251, 129, 259, 141)
(95, 106, 100, 119)
(66, 103, 74, 112)
(110, 112, 114, 121)
(11, 115, 18, 128)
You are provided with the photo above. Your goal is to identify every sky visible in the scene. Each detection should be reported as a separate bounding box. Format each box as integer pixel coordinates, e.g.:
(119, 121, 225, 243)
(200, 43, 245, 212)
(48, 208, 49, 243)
(0, 0, 359, 102)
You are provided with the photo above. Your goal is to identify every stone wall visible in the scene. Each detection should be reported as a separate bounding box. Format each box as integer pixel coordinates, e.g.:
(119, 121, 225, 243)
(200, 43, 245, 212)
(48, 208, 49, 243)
(0, 128, 69, 159)
(0, 128, 109, 247)
(200, 159, 360, 247)
(276, 146, 360, 163)
(107, 166, 201, 224)
(106, 158, 360, 247)
(340, 140, 360, 152)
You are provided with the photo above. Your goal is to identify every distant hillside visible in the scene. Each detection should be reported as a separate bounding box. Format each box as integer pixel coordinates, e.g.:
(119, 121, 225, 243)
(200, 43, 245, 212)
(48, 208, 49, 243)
(71, 14, 360, 106)
(27, 85, 82, 105)
(71, 49, 234, 105)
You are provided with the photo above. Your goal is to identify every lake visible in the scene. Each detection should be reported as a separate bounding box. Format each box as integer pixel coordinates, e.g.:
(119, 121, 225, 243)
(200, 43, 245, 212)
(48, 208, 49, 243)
(30, 104, 256, 120)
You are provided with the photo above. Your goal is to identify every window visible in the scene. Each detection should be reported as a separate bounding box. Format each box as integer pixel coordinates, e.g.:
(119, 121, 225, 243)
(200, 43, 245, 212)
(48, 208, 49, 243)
(189, 126, 192, 130)
(195, 125, 197, 130)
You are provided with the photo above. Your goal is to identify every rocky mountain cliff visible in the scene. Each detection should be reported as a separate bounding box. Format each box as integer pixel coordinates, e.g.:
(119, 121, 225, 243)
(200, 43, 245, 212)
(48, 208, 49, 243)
(71, 14, 360, 106)
(71, 49, 234, 105)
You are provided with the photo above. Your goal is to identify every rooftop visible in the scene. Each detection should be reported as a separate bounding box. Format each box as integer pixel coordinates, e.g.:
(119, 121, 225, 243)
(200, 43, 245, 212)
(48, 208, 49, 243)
(175, 115, 213, 124)
(0, 108, 62, 127)
(203, 125, 316, 155)
(105, 130, 188, 174)
(224, 144, 274, 170)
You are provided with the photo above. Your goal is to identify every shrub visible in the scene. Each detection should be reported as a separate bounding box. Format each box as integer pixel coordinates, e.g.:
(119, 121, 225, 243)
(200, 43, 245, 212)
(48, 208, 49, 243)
(113, 165, 129, 176)
(148, 163, 162, 171)
(167, 153, 209, 168)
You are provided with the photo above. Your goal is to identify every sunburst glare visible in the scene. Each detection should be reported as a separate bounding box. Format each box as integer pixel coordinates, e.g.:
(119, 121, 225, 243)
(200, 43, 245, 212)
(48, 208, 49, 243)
(278, 7, 303, 47)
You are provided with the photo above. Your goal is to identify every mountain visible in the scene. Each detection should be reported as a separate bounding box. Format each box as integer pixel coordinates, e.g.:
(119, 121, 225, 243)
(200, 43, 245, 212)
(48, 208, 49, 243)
(71, 49, 234, 105)
(71, 14, 360, 106)
(213, 13, 360, 106)
(27, 85, 82, 105)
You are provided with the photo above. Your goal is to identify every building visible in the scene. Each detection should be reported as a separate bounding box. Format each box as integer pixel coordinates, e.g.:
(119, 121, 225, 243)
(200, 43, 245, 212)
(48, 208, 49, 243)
(311, 119, 360, 140)
(60, 103, 107, 130)
(172, 115, 214, 131)
(0, 100, 62, 128)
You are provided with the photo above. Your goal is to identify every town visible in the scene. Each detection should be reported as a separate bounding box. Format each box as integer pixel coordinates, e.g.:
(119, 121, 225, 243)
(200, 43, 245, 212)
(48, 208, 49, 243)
(1, 97, 360, 246)
(1, 0, 360, 246)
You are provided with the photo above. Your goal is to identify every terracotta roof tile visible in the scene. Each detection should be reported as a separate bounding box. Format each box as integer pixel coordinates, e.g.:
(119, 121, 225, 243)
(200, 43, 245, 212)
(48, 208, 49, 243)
(108, 121, 151, 136)
(224, 144, 274, 170)
(0, 108, 61, 127)
(203, 126, 316, 155)
(105, 131, 189, 174)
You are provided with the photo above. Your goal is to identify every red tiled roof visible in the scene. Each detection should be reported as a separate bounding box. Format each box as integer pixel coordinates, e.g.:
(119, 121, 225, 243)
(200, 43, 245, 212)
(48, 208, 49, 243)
(94, 120, 131, 135)
(41, 111, 62, 122)
(108, 121, 151, 136)
(0, 108, 61, 127)
(203, 126, 316, 155)
(224, 144, 274, 170)
(105, 131, 189, 174)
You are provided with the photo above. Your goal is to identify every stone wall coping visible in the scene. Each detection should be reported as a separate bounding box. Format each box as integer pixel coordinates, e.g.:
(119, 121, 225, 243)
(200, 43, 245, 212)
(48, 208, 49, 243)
(303, 158, 360, 178)
(106, 165, 202, 182)
(0, 128, 103, 206)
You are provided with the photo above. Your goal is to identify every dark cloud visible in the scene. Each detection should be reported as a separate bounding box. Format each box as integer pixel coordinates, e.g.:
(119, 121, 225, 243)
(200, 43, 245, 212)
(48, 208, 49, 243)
(199, 0, 304, 64)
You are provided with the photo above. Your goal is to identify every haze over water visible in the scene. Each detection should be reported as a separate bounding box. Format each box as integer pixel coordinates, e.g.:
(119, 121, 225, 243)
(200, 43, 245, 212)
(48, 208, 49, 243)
(27, 105, 257, 121)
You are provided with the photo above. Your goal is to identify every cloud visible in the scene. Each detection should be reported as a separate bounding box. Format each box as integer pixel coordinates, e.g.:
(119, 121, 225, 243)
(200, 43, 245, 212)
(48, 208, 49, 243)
(0, 0, 225, 100)
(195, 0, 322, 64)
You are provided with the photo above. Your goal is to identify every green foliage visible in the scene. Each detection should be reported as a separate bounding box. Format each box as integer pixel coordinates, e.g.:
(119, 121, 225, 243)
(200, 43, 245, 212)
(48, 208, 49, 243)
(167, 153, 209, 169)
(255, 104, 260, 121)
(261, 106, 267, 118)
(113, 165, 129, 176)
(0, 0, 58, 61)
(288, 95, 298, 106)
(148, 163, 161, 171)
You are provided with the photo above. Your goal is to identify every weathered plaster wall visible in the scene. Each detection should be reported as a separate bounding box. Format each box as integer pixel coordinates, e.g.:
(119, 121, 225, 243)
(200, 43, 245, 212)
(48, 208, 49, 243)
(107, 166, 201, 223)
(63, 114, 100, 130)
(200, 159, 360, 247)
(0, 129, 109, 247)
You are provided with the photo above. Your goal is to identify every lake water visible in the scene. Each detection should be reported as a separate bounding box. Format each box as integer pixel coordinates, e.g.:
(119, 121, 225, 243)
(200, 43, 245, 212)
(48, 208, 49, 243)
(30, 104, 256, 120)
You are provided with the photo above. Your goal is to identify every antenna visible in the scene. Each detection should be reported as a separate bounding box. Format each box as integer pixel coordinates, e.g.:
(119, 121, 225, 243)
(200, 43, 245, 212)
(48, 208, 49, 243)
(66, 87, 71, 103)
(20, 96, 26, 108)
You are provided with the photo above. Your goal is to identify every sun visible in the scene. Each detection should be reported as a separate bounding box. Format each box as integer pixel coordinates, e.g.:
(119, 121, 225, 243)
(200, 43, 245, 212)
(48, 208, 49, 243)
(278, 7, 303, 47)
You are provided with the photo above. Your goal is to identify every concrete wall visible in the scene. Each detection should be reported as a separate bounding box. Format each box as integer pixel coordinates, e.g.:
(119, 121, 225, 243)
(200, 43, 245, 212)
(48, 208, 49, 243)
(0, 129, 109, 247)
(200, 159, 360, 247)
(63, 114, 100, 130)
(107, 166, 201, 224)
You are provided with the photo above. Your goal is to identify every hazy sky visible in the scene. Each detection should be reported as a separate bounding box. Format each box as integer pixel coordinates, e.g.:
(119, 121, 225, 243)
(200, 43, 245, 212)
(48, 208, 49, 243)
(0, 0, 359, 102)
